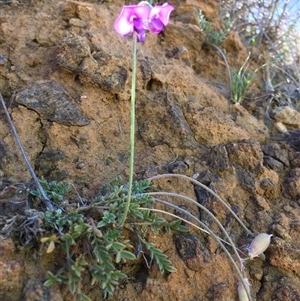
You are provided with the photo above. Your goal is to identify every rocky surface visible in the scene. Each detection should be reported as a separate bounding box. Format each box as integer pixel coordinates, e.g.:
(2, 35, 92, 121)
(0, 0, 300, 301)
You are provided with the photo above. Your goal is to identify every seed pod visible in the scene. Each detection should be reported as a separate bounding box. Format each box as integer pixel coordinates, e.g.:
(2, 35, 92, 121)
(238, 278, 251, 301)
(248, 233, 272, 260)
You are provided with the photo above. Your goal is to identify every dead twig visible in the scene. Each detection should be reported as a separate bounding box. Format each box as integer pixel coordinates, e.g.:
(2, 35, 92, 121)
(0, 92, 53, 210)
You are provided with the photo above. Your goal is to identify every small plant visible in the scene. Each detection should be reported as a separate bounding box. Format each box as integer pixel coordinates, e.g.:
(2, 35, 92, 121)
(38, 177, 188, 300)
(220, 0, 300, 108)
(196, 10, 254, 104)
(231, 66, 253, 104)
(42, 209, 130, 299)
(231, 53, 265, 104)
(30, 176, 69, 203)
(197, 9, 231, 46)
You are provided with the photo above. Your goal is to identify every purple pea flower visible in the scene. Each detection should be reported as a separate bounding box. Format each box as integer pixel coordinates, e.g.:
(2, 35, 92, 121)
(114, 1, 174, 42)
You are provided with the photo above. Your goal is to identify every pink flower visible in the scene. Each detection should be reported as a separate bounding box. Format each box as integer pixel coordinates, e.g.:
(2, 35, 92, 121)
(114, 2, 174, 42)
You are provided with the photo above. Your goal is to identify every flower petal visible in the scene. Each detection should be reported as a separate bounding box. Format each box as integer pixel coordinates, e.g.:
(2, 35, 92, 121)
(148, 18, 165, 34)
(133, 19, 146, 42)
(137, 31, 146, 42)
(133, 19, 144, 33)
(149, 3, 174, 26)
(114, 5, 151, 37)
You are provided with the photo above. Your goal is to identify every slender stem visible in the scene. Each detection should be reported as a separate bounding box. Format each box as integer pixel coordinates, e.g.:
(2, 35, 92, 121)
(139, 198, 240, 251)
(147, 173, 253, 237)
(211, 44, 233, 101)
(147, 191, 245, 266)
(121, 36, 137, 227)
(139, 201, 252, 301)
(0, 92, 53, 210)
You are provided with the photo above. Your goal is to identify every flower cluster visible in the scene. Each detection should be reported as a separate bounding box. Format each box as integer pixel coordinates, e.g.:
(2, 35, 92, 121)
(114, 1, 174, 42)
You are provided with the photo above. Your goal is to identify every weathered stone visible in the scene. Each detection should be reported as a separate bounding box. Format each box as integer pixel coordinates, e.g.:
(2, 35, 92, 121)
(284, 178, 300, 198)
(57, 33, 128, 93)
(262, 143, 289, 166)
(57, 33, 91, 71)
(14, 80, 89, 126)
(172, 5, 202, 25)
(165, 46, 191, 66)
(0, 238, 24, 301)
(22, 279, 63, 301)
(172, 0, 222, 27)
(0, 140, 9, 168)
(263, 156, 284, 171)
(69, 18, 86, 28)
(187, 106, 257, 146)
(0, 54, 7, 65)
(290, 151, 300, 167)
(286, 168, 300, 178)
(259, 178, 278, 197)
(35, 150, 65, 178)
(257, 168, 280, 199)
(283, 168, 300, 198)
(204, 145, 231, 171)
(139, 58, 152, 84)
(163, 22, 205, 54)
(273, 106, 300, 128)
(252, 195, 270, 211)
(194, 170, 221, 212)
(174, 234, 211, 271)
(91, 63, 128, 93)
(137, 92, 198, 148)
(282, 130, 300, 151)
(224, 31, 247, 55)
(271, 223, 291, 241)
(226, 140, 264, 172)
(269, 237, 300, 277)
(193, 170, 233, 227)
(167, 160, 189, 174)
(272, 285, 300, 301)
(235, 166, 256, 193)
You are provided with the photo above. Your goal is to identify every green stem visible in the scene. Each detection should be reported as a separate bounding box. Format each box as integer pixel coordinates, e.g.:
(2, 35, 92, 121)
(121, 36, 137, 227)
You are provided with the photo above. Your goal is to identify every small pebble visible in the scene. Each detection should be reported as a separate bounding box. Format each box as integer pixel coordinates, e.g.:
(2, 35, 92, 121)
(76, 162, 85, 169)
(283, 205, 293, 213)
(274, 121, 287, 133)
(69, 18, 86, 28)
(0, 55, 7, 65)
(271, 223, 290, 240)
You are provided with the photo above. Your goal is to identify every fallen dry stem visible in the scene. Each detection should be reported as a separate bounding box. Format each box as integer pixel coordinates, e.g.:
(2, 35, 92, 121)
(0, 92, 53, 210)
